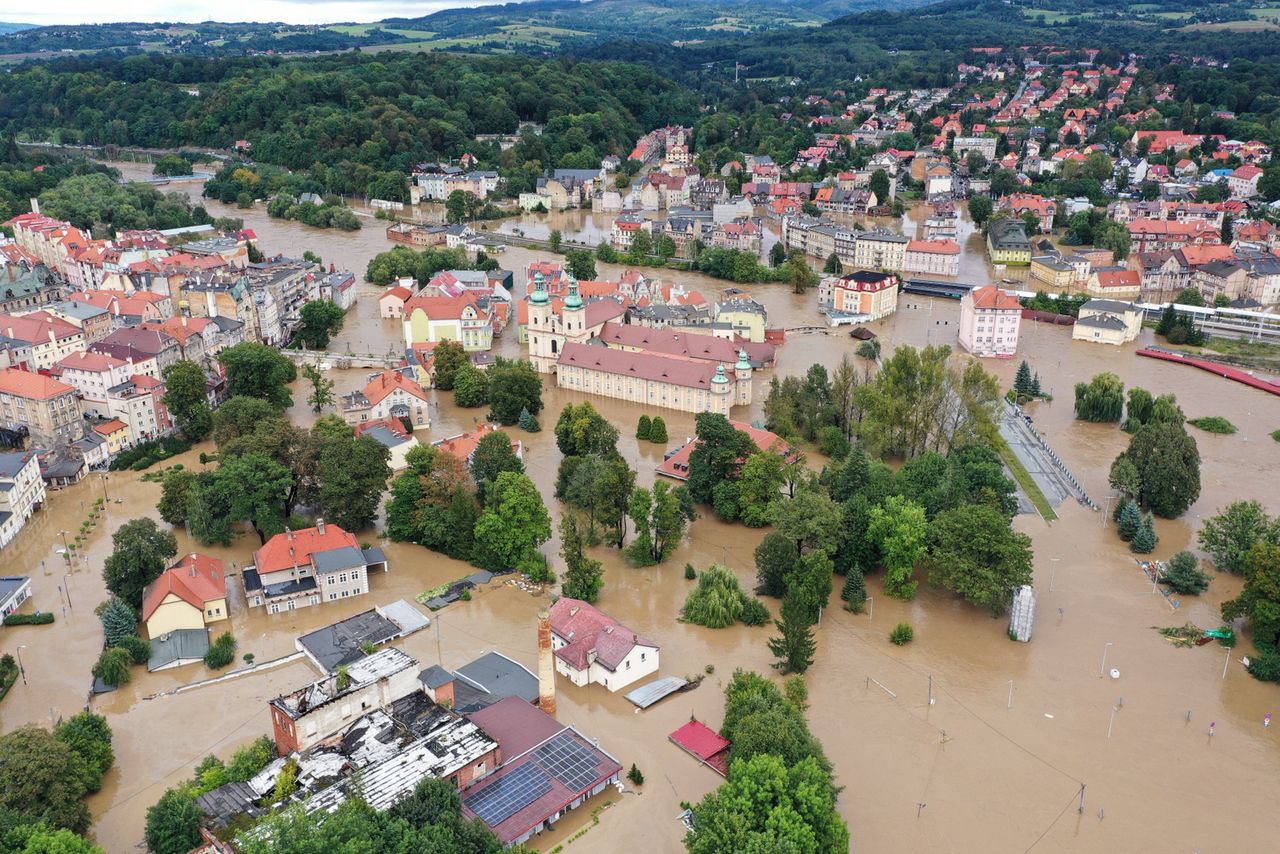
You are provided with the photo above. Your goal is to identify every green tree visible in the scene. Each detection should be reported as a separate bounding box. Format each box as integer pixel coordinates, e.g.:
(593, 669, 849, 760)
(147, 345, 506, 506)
(152, 154, 190, 177)
(565, 249, 596, 280)
(1074, 373, 1125, 422)
(681, 565, 758, 628)
(737, 449, 785, 527)
(452, 364, 490, 408)
(1130, 513, 1158, 554)
(54, 713, 113, 795)
(486, 358, 542, 424)
(924, 504, 1033, 615)
(144, 789, 203, 854)
(648, 416, 668, 443)
(217, 452, 294, 543)
(472, 472, 551, 571)
(841, 566, 867, 612)
(560, 515, 603, 603)
(787, 255, 818, 294)
(636, 414, 651, 440)
(554, 401, 620, 456)
(548, 229, 562, 253)
(1164, 551, 1210, 595)
(517, 407, 540, 432)
(98, 598, 137, 647)
(103, 518, 177, 609)
(1117, 422, 1201, 518)
(161, 360, 212, 441)
(754, 533, 798, 598)
(117, 635, 151, 665)
(768, 591, 817, 674)
(1013, 360, 1034, 399)
(1124, 387, 1154, 429)
(469, 429, 523, 501)
(431, 340, 469, 391)
(769, 489, 841, 555)
(868, 496, 928, 599)
(869, 168, 891, 204)
(91, 647, 132, 687)
(1198, 501, 1279, 574)
(1117, 500, 1142, 541)
(1094, 218, 1132, 261)
(968, 194, 994, 226)
(769, 241, 788, 268)
(822, 252, 841, 274)
(1222, 543, 1280, 656)
(211, 395, 278, 445)
(686, 413, 756, 505)
(1109, 456, 1142, 499)
(302, 363, 335, 413)
(295, 299, 345, 349)
(14, 828, 104, 853)
(625, 481, 690, 566)
(217, 342, 297, 408)
(0, 726, 92, 833)
(314, 434, 390, 531)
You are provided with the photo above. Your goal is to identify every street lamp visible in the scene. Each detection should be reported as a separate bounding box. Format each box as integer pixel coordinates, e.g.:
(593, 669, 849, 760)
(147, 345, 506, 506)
(62, 573, 73, 612)
(1049, 558, 1060, 592)
(1100, 642, 1113, 678)
(99, 473, 109, 501)
(15, 645, 27, 686)
(58, 530, 71, 565)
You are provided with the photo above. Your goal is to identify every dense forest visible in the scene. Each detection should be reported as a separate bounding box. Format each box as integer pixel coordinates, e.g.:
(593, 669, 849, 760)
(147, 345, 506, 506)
(0, 53, 698, 187)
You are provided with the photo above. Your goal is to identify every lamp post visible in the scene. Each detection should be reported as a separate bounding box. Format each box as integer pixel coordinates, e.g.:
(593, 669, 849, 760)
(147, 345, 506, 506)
(99, 472, 109, 501)
(62, 573, 73, 612)
(1049, 558, 1060, 592)
(1100, 642, 1113, 678)
(58, 530, 72, 566)
(15, 645, 27, 686)
(866, 596, 873, 620)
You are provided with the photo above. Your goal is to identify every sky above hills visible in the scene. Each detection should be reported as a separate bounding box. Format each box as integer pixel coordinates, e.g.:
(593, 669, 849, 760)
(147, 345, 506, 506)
(3, 0, 523, 26)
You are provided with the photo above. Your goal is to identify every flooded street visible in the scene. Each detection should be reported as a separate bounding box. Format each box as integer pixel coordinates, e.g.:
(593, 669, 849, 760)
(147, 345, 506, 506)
(2, 163, 1278, 852)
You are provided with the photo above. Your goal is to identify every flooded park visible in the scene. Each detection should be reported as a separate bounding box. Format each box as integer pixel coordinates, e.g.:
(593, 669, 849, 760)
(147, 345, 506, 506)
(1, 163, 1278, 853)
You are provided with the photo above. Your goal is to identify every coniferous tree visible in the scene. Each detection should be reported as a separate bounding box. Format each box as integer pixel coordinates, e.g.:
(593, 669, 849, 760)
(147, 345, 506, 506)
(636, 414, 652, 440)
(1030, 373, 1042, 397)
(518, 407, 541, 432)
(1014, 361, 1033, 399)
(841, 566, 867, 612)
(1130, 513, 1158, 554)
(648, 416, 668, 443)
(99, 598, 137, 647)
(1117, 501, 1142, 542)
(768, 593, 816, 674)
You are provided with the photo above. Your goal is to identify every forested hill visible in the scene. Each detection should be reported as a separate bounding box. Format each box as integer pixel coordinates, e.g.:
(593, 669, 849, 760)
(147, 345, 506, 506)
(0, 53, 697, 186)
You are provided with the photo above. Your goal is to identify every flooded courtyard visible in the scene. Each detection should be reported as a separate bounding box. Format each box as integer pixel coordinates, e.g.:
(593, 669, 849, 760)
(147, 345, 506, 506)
(1, 164, 1278, 852)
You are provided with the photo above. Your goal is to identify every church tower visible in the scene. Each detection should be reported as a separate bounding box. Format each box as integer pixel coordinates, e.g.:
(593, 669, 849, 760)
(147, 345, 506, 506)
(734, 349, 753, 406)
(710, 363, 731, 414)
(528, 271, 554, 372)
(563, 275, 587, 345)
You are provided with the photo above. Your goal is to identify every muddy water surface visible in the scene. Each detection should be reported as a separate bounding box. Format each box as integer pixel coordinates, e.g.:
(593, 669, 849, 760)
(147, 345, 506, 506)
(2, 164, 1278, 853)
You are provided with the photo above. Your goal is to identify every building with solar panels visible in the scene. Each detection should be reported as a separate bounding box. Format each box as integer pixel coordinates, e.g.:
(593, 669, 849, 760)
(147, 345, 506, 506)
(462, 696, 623, 846)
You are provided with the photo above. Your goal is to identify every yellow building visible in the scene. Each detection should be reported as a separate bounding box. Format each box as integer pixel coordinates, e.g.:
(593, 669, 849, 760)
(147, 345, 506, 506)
(141, 554, 228, 639)
(1030, 254, 1075, 289)
(556, 342, 751, 414)
(713, 298, 768, 343)
(987, 219, 1033, 265)
(92, 419, 129, 457)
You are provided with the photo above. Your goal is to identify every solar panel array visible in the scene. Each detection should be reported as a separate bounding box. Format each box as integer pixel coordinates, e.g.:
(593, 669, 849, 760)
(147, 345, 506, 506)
(532, 731, 603, 792)
(464, 763, 551, 827)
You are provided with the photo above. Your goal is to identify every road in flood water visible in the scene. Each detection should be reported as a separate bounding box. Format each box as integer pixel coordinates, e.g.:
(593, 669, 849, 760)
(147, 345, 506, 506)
(1, 163, 1277, 853)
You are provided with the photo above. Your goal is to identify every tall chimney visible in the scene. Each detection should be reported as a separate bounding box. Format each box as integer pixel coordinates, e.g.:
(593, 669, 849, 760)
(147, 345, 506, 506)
(537, 609, 556, 717)
(316, 518, 326, 536)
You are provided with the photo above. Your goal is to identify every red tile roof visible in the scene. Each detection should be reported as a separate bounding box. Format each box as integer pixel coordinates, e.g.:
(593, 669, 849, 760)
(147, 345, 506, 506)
(1093, 270, 1140, 289)
(93, 419, 128, 436)
(0, 368, 75, 400)
(548, 597, 657, 672)
(361, 369, 430, 407)
(968, 285, 1022, 311)
(656, 420, 793, 481)
(907, 239, 962, 255)
(432, 423, 520, 462)
(668, 719, 731, 776)
(595, 321, 775, 365)
(402, 292, 488, 322)
(55, 351, 126, 373)
(141, 553, 225, 622)
(252, 523, 358, 577)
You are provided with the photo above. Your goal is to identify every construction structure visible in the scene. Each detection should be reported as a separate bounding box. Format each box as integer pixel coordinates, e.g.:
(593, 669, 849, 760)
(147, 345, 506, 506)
(1008, 584, 1037, 642)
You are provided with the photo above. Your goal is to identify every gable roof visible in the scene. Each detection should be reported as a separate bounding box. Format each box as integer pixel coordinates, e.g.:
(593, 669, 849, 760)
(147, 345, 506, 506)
(361, 370, 430, 407)
(0, 368, 75, 400)
(968, 285, 1022, 310)
(142, 553, 225, 622)
(548, 597, 657, 672)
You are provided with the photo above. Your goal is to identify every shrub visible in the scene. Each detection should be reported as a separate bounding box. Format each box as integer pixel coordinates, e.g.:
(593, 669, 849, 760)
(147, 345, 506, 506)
(856, 339, 880, 361)
(684, 563, 697, 580)
(3, 611, 54, 626)
(117, 635, 152, 665)
(92, 647, 133, 686)
(739, 598, 771, 626)
(203, 632, 236, 669)
(682, 565, 766, 628)
(1246, 649, 1280, 682)
(1271, 429, 1280, 443)
(636, 415, 652, 440)
(889, 622, 914, 646)
(627, 764, 645, 786)
(1188, 416, 1237, 435)
(1163, 551, 1210, 595)
(648, 416, 668, 444)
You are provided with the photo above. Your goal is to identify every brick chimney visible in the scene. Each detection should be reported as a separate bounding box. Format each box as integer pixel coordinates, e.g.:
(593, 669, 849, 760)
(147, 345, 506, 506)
(316, 518, 326, 536)
(537, 609, 556, 717)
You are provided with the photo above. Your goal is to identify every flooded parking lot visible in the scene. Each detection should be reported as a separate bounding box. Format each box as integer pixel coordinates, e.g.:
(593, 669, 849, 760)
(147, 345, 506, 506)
(2, 164, 1278, 852)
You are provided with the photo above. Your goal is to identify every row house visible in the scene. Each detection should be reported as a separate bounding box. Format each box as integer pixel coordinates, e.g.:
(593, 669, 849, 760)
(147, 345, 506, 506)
(0, 312, 86, 371)
(0, 450, 45, 548)
(1193, 257, 1280, 306)
(848, 229, 909, 271)
(611, 212, 653, 252)
(1107, 200, 1225, 230)
(105, 374, 171, 445)
(39, 300, 114, 343)
(53, 351, 137, 418)
(820, 271, 899, 320)
(903, 240, 961, 277)
(89, 328, 180, 379)
(999, 194, 1057, 233)
(0, 368, 83, 448)
(814, 187, 876, 216)
(1127, 220, 1222, 254)
(660, 214, 710, 260)
(3, 212, 88, 276)
(0, 263, 60, 314)
(710, 219, 762, 254)
(246, 260, 319, 341)
(140, 316, 220, 365)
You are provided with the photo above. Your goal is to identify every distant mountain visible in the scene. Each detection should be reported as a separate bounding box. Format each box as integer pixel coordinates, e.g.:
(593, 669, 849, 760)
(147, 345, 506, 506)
(0, 0, 936, 59)
(0, 22, 37, 35)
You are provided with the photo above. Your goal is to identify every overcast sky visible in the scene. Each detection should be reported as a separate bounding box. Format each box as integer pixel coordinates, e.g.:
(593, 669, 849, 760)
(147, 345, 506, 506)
(3, 1, 528, 27)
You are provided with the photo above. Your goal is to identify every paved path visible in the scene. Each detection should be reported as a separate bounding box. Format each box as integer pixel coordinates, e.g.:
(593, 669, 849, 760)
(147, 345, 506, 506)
(999, 402, 1097, 512)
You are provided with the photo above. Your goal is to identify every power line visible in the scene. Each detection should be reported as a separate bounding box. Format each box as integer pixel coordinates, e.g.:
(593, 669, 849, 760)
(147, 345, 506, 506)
(1019, 791, 1082, 854)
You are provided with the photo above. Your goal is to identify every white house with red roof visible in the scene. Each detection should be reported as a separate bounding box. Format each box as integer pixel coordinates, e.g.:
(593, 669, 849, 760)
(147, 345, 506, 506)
(547, 598, 658, 691)
(958, 285, 1022, 358)
(339, 369, 431, 430)
(1228, 165, 1263, 200)
(243, 519, 389, 612)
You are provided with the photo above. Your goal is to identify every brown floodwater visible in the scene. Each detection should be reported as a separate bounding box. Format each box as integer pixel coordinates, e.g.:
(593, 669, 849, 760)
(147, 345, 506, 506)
(1, 163, 1277, 853)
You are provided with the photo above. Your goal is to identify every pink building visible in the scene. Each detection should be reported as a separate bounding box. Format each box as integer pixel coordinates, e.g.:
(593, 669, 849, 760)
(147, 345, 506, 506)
(958, 285, 1022, 358)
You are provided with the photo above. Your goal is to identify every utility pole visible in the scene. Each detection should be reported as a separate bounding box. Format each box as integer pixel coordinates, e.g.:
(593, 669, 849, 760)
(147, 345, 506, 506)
(435, 618, 443, 666)
(62, 573, 72, 612)
(1077, 784, 1086, 814)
